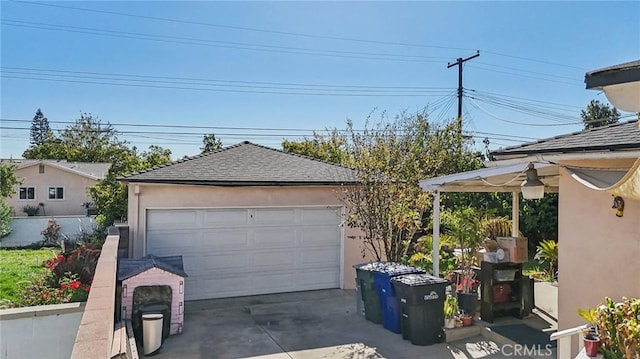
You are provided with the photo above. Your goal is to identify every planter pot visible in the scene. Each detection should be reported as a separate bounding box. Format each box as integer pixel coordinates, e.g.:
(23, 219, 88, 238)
(457, 292, 477, 317)
(584, 337, 600, 357)
(461, 315, 473, 327)
(444, 318, 456, 329)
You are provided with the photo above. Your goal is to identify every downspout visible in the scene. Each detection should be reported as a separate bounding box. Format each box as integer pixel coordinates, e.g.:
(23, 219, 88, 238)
(433, 190, 440, 276)
(512, 191, 519, 237)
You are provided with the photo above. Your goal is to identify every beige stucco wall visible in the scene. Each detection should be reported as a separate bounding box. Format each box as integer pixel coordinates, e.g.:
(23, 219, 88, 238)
(558, 159, 640, 338)
(126, 183, 373, 290)
(8, 164, 97, 217)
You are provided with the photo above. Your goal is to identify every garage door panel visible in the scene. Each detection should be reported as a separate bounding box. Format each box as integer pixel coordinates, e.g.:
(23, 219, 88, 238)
(300, 208, 341, 225)
(254, 208, 296, 225)
(299, 228, 341, 246)
(147, 210, 198, 229)
(201, 253, 249, 271)
(299, 248, 340, 266)
(297, 269, 340, 288)
(146, 207, 342, 301)
(201, 229, 250, 249)
(253, 228, 296, 248)
(203, 209, 249, 226)
(252, 250, 295, 269)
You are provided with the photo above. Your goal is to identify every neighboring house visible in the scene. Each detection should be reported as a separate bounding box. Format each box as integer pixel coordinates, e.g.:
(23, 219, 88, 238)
(120, 141, 368, 301)
(3, 160, 111, 217)
(420, 120, 640, 357)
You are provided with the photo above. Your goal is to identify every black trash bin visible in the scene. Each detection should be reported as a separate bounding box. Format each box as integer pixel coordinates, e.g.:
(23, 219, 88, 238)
(392, 273, 449, 346)
(134, 303, 171, 355)
(354, 262, 391, 324)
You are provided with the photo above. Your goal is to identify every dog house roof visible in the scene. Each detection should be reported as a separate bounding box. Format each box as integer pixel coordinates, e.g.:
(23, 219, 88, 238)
(118, 254, 188, 281)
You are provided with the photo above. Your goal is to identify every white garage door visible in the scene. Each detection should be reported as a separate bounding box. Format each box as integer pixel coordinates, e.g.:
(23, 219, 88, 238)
(145, 207, 342, 301)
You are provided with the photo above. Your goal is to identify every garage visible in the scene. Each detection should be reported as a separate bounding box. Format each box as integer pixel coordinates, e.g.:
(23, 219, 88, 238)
(145, 207, 342, 300)
(122, 142, 370, 301)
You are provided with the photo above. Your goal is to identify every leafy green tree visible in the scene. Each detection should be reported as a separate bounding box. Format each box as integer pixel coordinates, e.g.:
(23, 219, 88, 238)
(201, 134, 223, 153)
(282, 130, 350, 164)
(0, 163, 21, 198)
(581, 100, 620, 129)
(338, 112, 482, 261)
(29, 109, 52, 148)
(89, 145, 172, 226)
(23, 112, 173, 226)
(0, 163, 22, 237)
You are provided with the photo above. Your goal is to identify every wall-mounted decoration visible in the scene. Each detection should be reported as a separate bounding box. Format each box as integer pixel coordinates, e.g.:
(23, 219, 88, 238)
(612, 196, 625, 217)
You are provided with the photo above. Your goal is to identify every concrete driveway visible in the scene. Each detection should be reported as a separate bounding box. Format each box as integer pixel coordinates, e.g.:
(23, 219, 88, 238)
(153, 289, 520, 359)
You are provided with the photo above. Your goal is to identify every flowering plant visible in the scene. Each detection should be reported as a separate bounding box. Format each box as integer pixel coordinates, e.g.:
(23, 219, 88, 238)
(19, 272, 90, 305)
(45, 244, 100, 285)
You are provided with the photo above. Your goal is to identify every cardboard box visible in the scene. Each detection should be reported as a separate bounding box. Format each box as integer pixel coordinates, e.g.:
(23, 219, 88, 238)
(477, 249, 499, 265)
(496, 237, 528, 263)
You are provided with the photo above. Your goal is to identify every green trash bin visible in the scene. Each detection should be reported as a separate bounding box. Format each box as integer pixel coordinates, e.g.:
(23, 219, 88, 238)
(354, 262, 391, 324)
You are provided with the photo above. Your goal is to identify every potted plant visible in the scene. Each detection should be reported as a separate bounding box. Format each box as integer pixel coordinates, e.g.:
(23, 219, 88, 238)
(443, 294, 458, 329)
(578, 307, 601, 357)
(442, 207, 484, 316)
(23, 205, 39, 216)
(460, 311, 474, 326)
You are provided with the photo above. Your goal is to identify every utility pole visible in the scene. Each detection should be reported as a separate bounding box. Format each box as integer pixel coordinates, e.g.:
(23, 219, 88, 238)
(447, 50, 480, 135)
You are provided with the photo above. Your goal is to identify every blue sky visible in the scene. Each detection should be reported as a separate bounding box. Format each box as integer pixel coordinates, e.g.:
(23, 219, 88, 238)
(1, 1, 639, 159)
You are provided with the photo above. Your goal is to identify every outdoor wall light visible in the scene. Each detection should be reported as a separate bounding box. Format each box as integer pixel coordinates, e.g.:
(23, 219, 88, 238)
(521, 163, 545, 199)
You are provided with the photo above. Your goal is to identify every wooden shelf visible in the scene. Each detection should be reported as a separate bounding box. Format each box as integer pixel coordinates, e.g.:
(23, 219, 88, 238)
(480, 261, 524, 323)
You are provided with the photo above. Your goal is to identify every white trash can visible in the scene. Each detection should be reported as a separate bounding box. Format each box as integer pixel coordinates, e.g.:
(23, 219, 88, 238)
(142, 313, 164, 356)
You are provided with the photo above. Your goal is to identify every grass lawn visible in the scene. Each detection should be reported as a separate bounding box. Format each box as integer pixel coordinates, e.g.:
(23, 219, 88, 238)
(0, 248, 59, 303)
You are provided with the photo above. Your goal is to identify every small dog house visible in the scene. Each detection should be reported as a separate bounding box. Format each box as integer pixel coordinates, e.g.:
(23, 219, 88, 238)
(118, 255, 188, 335)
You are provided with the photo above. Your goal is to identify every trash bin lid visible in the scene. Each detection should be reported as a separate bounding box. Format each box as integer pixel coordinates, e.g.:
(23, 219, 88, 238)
(142, 313, 163, 320)
(353, 262, 393, 271)
(391, 273, 449, 286)
(139, 303, 170, 313)
(372, 263, 425, 276)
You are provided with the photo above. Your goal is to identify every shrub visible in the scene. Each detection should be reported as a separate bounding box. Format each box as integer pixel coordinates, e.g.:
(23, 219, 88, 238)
(0, 201, 12, 238)
(18, 272, 90, 306)
(45, 244, 100, 286)
(22, 205, 39, 216)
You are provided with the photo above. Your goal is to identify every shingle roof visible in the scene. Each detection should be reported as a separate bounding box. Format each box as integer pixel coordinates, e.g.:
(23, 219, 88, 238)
(1, 159, 111, 179)
(120, 141, 357, 185)
(491, 120, 640, 157)
(118, 255, 188, 281)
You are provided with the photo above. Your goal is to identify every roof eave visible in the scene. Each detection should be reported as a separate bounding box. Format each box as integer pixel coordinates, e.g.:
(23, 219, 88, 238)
(585, 60, 640, 89)
(492, 143, 640, 158)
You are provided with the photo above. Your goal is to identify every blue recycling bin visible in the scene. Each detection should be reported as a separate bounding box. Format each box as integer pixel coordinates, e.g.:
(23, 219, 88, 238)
(372, 263, 425, 333)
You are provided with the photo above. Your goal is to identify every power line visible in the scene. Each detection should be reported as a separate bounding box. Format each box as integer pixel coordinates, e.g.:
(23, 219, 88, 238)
(0, 66, 452, 91)
(0, 118, 540, 143)
(1, 19, 448, 63)
(1, 75, 451, 97)
(10, 0, 476, 52)
(10, 0, 585, 71)
(467, 64, 583, 87)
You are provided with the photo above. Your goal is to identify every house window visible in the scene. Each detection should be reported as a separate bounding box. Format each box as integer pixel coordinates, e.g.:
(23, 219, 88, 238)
(19, 187, 36, 200)
(48, 187, 64, 200)
(39, 164, 45, 174)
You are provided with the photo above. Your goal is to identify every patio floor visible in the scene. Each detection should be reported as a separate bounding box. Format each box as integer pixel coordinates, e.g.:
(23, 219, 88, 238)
(147, 289, 555, 359)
